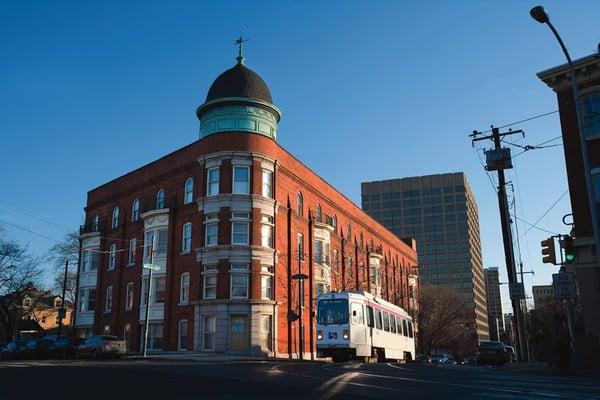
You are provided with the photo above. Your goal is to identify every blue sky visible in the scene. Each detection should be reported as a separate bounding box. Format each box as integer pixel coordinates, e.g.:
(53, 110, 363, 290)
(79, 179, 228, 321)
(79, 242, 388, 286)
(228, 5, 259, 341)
(1, 0, 599, 311)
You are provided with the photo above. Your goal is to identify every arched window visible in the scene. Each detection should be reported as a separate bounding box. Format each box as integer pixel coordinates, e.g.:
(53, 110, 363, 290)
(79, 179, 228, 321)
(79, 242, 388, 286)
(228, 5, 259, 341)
(156, 189, 165, 209)
(184, 177, 194, 204)
(315, 204, 322, 223)
(297, 192, 303, 216)
(360, 232, 364, 249)
(332, 215, 337, 232)
(131, 198, 140, 221)
(92, 214, 100, 232)
(112, 207, 119, 229)
(346, 223, 352, 241)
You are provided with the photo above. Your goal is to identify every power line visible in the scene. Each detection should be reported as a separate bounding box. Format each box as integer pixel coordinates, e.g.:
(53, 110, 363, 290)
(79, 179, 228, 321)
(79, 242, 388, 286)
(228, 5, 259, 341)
(0, 218, 64, 244)
(476, 110, 559, 135)
(514, 215, 558, 236)
(519, 190, 568, 240)
(0, 202, 72, 231)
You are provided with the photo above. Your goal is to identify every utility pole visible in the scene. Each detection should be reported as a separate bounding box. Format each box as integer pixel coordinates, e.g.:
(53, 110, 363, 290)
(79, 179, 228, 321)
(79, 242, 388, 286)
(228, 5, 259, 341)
(56, 260, 68, 339)
(471, 126, 527, 362)
(142, 234, 157, 357)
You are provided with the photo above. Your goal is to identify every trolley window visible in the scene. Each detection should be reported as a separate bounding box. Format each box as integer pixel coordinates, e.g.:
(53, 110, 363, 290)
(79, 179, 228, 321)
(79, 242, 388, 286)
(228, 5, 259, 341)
(402, 319, 408, 337)
(374, 309, 382, 330)
(366, 306, 374, 328)
(407, 321, 414, 338)
(390, 315, 397, 334)
(350, 303, 364, 325)
(382, 312, 390, 332)
(317, 299, 349, 325)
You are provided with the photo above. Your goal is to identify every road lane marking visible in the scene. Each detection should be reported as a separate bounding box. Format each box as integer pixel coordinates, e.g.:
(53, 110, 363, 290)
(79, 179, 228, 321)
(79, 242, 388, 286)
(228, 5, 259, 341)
(357, 372, 599, 400)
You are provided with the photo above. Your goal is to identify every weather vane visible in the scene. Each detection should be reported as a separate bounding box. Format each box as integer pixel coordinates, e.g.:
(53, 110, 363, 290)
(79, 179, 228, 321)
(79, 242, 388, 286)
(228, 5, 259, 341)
(235, 33, 249, 65)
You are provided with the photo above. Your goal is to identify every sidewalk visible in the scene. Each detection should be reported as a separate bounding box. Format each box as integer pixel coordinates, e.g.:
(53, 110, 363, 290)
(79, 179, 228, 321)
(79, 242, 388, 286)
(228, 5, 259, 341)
(125, 352, 329, 364)
(499, 361, 600, 378)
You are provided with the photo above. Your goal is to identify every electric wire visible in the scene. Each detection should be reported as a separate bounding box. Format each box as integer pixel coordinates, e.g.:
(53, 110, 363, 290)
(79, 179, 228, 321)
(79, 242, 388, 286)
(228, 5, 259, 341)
(518, 190, 568, 240)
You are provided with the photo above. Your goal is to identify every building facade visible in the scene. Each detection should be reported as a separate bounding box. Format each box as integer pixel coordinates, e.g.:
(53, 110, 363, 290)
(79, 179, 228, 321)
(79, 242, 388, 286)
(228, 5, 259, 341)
(361, 173, 489, 341)
(484, 267, 503, 341)
(537, 51, 600, 343)
(73, 54, 418, 357)
(532, 285, 554, 310)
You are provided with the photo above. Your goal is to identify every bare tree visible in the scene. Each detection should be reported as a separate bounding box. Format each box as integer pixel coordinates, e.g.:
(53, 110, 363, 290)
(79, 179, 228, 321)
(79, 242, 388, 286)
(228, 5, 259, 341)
(0, 236, 43, 342)
(46, 231, 79, 306)
(417, 284, 470, 356)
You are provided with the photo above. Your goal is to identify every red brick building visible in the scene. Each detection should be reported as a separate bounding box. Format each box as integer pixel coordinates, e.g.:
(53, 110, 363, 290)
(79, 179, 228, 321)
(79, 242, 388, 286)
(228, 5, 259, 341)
(537, 51, 600, 350)
(74, 53, 418, 357)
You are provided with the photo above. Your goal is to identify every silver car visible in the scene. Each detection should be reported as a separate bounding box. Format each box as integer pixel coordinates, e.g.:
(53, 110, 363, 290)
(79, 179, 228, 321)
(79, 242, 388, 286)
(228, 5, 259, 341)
(76, 335, 126, 359)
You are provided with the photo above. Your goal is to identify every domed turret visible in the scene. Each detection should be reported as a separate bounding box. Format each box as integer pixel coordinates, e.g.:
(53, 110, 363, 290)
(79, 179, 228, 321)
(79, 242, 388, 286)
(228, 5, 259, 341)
(196, 43, 281, 141)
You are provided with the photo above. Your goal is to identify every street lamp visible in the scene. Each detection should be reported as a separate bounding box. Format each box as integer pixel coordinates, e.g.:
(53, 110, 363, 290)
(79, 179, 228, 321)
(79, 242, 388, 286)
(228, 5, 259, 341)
(530, 6, 600, 265)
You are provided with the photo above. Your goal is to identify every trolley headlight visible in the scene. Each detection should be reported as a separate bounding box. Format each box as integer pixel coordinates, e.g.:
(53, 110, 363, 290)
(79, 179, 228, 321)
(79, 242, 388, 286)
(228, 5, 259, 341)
(343, 330, 350, 340)
(317, 330, 323, 341)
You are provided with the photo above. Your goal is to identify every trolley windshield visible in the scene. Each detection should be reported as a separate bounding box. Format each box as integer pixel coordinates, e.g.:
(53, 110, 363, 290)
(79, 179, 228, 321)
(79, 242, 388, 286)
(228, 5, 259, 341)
(317, 299, 349, 325)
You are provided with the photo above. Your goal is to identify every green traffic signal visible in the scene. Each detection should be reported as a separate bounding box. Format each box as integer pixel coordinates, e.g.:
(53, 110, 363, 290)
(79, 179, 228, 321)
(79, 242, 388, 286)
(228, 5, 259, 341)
(562, 235, 575, 264)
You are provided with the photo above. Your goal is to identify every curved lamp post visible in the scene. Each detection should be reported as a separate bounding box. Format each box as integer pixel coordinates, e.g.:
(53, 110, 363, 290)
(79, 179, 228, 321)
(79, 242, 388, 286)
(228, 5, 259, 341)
(530, 6, 600, 265)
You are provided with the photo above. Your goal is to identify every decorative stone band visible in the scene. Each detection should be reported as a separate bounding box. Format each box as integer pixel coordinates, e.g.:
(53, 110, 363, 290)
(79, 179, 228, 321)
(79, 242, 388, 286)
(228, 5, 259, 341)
(196, 244, 277, 266)
(199, 103, 280, 140)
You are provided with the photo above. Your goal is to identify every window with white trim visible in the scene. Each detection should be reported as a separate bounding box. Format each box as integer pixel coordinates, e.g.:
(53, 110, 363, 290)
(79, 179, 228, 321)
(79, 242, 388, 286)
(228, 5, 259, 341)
(297, 233, 304, 261)
(178, 319, 188, 351)
(92, 214, 100, 231)
(105, 286, 113, 312)
(112, 207, 119, 228)
(233, 166, 250, 194)
(261, 265, 274, 300)
(203, 315, 216, 350)
(144, 231, 154, 258)
(315, 204, 322, 222)
(108, 244, 117, 270)
(297, 192, 303, 216)
(156, 188, 165, 209)
(314, 240, 323, 264)
(180, 272, 190, 304)
(230, 264, 249, 299)
(333, 250, 339, 273)
(207, 167, 219, 196)
(184, 177, 194, 204)
(261, 215, 274, 248)
(128, 238, 136, 266)
(262, 169, 273, 198)
(231, 212, 250, 245)
(156, 229, 168, 254)
(155, 276, 166, 303)
(203, 268, 217, 299)
(132, 198, 140, 221)
(125, 282, 134, 311)
(182, 222, 192, 253)
(204, 213, 218, 246)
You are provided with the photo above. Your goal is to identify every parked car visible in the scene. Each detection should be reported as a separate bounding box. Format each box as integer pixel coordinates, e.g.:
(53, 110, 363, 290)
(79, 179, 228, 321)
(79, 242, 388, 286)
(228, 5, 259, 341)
(414, 354, 430, 363)
(21, 338, 56, 359)
(46, 337, 82, 359)
(76, 335, 126, 359)
(476, 341, 509, 366)
(504, 346, 517, 363)
(0, 341, 28, 360)
(429, 353, 450, 364)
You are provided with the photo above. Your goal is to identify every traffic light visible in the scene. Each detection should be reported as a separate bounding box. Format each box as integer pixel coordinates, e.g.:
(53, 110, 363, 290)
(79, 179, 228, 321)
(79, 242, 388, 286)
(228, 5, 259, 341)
(541, 237, 556, 264)
(562, 235, 575, 263)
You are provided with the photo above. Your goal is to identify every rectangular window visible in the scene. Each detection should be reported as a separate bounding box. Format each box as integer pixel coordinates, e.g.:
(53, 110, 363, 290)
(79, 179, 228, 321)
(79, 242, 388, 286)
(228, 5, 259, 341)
(144, 231, 154, 258)
(142, 323, 163, 351)
(374, 309, 382, 330)
(383, 312, 390, 332)
(231, 270, 249, 299)
(125, 282, 134, 311)
(180, 273, 190, 304)
(261, 274, 273, 300)
(204, 274, 217, 299)
(141, 277, 149, 306)
(78, 290, 86, 312)
(88, 289, 96, 312)
(205, 219, 218, 246)
(314, 240, 323, 264)
(333, 250, 339, 273)
(105, 286, 113, 312)
(232, 222, 249, 245)
(90, 251, 99, 271)
(182, 223, 192, 253)
(261, 220, 274, 248)
(156, 230, 168, 254)
(128, 238, 136, 265)
(155, 276, 166, 303)
(233, 166, 250, 194)
(390, 315, 397, 334)
(82, 250, 91, 272)
(203, 316, 216, 351)
(297, 233, 304, 261)
(402, 320, 408, 337)
(108, 244, 116, 270)
(262, 169, 273, 198)
(178, 320, 188, 351)
(207, 167, 220, 196)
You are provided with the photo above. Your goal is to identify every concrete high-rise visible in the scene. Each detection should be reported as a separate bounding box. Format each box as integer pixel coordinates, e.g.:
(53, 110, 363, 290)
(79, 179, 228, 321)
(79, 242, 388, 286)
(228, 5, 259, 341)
(484, 267, 503, 341)
(361, 172, 489, 341)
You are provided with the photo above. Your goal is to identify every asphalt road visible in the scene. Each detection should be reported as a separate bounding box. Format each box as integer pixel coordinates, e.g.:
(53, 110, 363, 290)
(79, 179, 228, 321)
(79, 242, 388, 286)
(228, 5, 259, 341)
(0, 359, 599, 400)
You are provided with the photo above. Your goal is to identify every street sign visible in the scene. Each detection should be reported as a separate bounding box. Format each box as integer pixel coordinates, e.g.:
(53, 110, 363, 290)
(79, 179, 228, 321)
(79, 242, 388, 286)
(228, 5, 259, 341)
(553, 272, 576, 299)
(509, 282, 525, 300)
(143, 263, 160, 271)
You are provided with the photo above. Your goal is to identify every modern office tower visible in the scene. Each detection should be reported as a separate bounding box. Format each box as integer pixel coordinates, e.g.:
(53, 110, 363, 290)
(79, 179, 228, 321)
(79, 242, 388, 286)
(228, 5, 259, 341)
(361, 172, 489, 341)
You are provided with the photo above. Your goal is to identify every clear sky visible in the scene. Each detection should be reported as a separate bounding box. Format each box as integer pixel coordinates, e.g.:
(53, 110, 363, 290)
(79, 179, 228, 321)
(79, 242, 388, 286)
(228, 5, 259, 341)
(1, 0, 599, 311)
